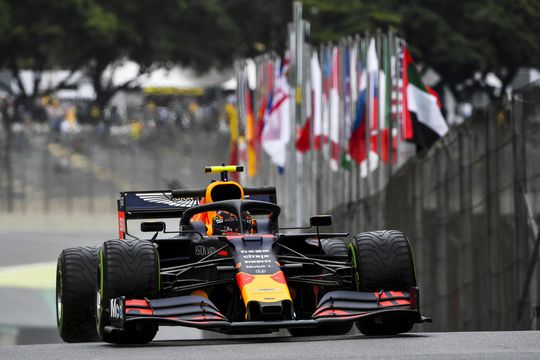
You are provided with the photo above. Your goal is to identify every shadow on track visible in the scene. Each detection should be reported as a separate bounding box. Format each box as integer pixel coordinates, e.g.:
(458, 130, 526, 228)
(106, 333, 429, 348)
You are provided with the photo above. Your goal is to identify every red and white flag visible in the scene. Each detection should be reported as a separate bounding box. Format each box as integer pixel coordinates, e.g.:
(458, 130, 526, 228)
(329, 46, 340, 171)
(311, 52, 323, 150)
(261, 55, 291, 169)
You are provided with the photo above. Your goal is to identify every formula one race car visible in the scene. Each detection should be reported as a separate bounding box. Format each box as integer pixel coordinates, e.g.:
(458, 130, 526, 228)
(55, 165, 430, 344)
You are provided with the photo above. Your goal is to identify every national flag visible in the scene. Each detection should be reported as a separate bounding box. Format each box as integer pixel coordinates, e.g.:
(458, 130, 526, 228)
(245, 89, 257, 176)
(349, 59, 368, 164)
(225, 102, 240, 181)
(261, 55, 291, 169)
(366, 38, 381, 170)
(255, 60, 274, 147)
(378, 37, 396, 164)
(350, 43, 358, 105)
(367, 39, 379, 131)
(349, 40, 379, 174)
(378, 68, 391, 163)
(295, 116, 311, 152)
(311, 53, 324, 150)
(255, 96, 267, 149)
(341, 153, 352, 170)
(329, 46, 340, 172)
(321, 49, 331, 148)
(402, 47, 449, 151)
(296, 54, 313, 153)
(341, 46, 352, 170)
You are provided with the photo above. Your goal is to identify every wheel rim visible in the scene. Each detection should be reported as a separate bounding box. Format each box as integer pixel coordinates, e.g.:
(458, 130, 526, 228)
(96, 288, 101, 323)
(96, 248, 103, 332)
(56, 269, 62, 325)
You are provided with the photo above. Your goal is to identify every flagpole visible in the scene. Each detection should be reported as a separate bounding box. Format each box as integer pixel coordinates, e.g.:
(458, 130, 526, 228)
(353, 34, 361, 206)
(320, 43, 326, 213)
(341, 39, 350, 208)
(393, 36, 402, 170)
(374, 29, 382, 198)
(315, 43, 324, 214)
(386, 29, 392, 177)
(322, 43, 329, 213)
(387, 28, 395, 178)
(303, 20, 313, 218)
(346, 36, 356, 208)
(364, 33, 372, 199)
(349, 36, 358, 202)
(357, 36, 364, 205)
(395, 34, 403, 171)
(292, 1, 303, 225)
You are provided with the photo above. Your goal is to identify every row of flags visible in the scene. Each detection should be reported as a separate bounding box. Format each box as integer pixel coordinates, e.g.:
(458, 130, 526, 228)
(231, 33, 449, 178)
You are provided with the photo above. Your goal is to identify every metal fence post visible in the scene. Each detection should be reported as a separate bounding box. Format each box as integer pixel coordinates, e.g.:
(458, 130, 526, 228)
(512, 94, 529, 329)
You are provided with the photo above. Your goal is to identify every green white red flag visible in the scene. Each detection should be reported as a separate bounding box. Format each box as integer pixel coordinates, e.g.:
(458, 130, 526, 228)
(402, 47, 449, 151)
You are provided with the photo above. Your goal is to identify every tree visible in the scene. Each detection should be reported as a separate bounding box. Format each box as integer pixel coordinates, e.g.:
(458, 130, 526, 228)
(222, 0, 292, 57)
(59, 0, 243, 114)
(302, 0, 540, 101)
(302, 0, 400, 43)
(399, 0, 540, 100)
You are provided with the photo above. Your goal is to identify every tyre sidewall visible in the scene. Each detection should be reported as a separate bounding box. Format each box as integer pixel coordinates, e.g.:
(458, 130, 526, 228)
(56, 247, 99, 342)
(96, 240, 159, 344)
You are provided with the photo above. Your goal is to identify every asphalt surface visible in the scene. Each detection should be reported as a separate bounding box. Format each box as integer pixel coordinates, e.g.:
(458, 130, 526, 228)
(1, 331, 539, 359)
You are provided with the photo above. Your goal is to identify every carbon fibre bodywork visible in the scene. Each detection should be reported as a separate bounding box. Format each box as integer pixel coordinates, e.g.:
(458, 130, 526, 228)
(103, 222, 429, 335)
(107, 288, 427, 334)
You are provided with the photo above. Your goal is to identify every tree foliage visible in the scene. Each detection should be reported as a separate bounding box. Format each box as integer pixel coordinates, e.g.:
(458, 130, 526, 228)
(303, 0, 399, 42)
(399, 0, 540, 99)
(1, 0, 538, 105)
(0, 0, 292, 110)
(303, 0, 540, 99)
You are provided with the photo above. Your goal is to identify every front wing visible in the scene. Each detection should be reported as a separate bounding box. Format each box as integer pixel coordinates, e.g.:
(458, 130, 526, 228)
(105, 287, 430, 335)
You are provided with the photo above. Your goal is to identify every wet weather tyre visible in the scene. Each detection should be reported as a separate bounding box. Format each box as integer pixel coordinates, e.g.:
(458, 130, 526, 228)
(288, 239, 353, 337)
(97, 239, 160, 344)
(349, 230, 416, 336)
(320, 238, 348, 258)
(56, 246, 100, 343)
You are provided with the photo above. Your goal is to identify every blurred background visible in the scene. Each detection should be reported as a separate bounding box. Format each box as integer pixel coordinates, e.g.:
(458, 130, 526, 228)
(1, 0, 539, 345)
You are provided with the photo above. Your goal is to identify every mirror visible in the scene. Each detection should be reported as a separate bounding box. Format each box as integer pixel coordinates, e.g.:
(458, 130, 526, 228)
(141, 222, 165, 233)
(310, 215, 332, 227)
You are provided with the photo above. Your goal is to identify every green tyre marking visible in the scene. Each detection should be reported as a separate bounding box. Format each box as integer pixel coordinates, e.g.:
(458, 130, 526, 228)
(348, 243, 360, 291)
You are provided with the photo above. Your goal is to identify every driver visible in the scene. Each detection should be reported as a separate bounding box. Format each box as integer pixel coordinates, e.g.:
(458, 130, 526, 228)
(212, 210, 257, 235)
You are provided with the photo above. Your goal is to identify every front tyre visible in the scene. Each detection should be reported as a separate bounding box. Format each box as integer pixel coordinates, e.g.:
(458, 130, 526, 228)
(56, 246, 100, 342)
(96, 239, 160, 344)
(349, 230, 416, 336)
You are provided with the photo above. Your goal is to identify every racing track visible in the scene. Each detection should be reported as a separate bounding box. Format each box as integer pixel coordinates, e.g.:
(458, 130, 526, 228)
(1, 331, 540, 359)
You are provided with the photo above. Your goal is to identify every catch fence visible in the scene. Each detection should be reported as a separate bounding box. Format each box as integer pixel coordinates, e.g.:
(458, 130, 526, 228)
(331, 84, 540, 331)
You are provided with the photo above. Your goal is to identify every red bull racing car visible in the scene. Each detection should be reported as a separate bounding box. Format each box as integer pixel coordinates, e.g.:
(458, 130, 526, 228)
(56, 165, 430, 344)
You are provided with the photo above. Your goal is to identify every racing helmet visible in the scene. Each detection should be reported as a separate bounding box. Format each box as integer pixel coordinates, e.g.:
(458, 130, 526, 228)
(212, 210, 257, 235)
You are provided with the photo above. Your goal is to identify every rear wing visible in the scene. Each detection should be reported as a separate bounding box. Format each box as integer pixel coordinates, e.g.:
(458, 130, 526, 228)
(117, 186, 277, 239)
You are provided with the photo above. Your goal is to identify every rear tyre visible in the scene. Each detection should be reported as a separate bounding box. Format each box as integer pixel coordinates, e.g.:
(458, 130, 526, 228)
(288, 239, 353, 337)
(320, 238, 348, 257)
(349, 230, 416, 336)
(96, 239, 160, 344)
(56, 246, 100, 343)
